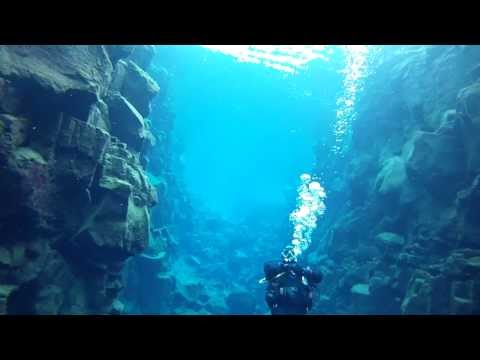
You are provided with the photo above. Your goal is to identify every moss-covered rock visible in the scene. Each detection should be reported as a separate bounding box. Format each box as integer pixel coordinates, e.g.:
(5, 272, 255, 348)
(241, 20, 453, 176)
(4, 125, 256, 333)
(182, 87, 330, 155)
(14, 147, 47, 165)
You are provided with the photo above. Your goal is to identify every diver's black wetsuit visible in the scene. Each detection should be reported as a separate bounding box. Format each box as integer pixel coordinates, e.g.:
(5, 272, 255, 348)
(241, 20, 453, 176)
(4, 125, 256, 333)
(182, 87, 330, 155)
(264, 260, 323, 315)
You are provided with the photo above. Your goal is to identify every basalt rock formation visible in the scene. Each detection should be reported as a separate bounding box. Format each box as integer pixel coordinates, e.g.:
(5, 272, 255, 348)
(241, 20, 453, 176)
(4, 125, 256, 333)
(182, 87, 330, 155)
(0, 45, 159, 314)
(312, 45, 480, 314)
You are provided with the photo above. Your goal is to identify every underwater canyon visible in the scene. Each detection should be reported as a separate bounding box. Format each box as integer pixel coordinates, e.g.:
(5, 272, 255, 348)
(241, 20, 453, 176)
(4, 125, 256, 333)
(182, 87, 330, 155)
(0, 45, 480, 314)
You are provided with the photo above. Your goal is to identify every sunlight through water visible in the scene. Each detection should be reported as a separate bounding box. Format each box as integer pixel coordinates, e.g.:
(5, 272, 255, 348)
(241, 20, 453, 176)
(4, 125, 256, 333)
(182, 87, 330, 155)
(201, 45, 333, 73)
(201, 45, 371, 155)
(199, 45, 372, 259)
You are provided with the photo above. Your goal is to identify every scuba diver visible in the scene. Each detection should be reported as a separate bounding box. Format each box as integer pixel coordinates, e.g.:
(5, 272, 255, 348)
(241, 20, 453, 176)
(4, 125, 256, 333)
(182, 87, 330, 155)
(261, 173, 327, 315)
(262, 257, 323, 315)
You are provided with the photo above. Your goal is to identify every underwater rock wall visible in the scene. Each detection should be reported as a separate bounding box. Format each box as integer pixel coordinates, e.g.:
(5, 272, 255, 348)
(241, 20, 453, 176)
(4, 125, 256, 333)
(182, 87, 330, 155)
(313, 45, 480, 314)
(119, 57, 193, 314)
(0, 45, 159, 314)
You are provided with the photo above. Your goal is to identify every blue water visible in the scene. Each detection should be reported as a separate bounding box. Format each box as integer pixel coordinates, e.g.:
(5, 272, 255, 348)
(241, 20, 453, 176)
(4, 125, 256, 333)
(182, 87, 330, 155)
(127, 45, 353, 314)
(157, 45, 343, 221)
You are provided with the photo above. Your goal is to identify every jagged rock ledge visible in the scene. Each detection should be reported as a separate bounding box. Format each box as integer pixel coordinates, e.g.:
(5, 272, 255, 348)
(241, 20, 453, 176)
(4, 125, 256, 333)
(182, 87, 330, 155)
(0, 45, 159, 314)
(312, 45, 480, 314)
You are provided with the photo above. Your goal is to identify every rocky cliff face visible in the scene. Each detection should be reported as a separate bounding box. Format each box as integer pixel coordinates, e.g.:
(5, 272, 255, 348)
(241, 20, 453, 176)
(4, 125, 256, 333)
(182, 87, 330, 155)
(0, 45, 159, 314)
(312, 45, 480, 314)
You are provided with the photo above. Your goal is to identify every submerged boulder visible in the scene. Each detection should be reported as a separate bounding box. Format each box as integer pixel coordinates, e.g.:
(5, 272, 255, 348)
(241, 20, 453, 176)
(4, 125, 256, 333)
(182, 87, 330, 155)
(375, 156, 407, 195)
(404, 129, 466, 196)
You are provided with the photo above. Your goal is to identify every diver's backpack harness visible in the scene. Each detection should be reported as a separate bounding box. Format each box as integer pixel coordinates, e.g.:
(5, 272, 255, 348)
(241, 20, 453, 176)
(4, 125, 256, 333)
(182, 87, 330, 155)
(262, 261, 322, 313)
